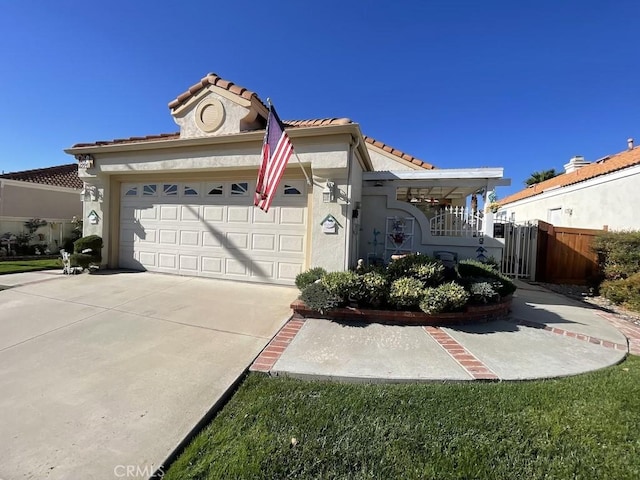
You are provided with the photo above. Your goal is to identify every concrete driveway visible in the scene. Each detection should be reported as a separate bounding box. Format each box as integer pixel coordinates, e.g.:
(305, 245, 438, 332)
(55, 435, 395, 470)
(0, 271, 297, 480)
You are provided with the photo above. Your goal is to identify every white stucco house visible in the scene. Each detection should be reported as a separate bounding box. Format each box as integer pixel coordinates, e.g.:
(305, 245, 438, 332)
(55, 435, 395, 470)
(65, 73, 510, 285)
(0, 164, 83, 252)
(497, 140, 640, 230)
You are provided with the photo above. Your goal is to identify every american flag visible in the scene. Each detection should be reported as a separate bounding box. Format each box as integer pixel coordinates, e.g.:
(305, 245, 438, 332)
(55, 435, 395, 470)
(255, 105, 294, 212)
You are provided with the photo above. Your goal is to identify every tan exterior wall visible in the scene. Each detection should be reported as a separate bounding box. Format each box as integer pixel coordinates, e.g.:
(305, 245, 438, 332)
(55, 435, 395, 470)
(0, 183, 81, 219)
(367, 148, 417, 171)
(499, 166, 640, 230)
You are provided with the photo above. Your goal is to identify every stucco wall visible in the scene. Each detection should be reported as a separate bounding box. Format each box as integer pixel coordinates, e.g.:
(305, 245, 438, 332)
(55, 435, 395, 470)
(499, 166, 640, 230)
(173, 94, 252, 138)
(0, 183, 81, 219)
(360, 191, 502, 264)
(367, 148, 416, 171)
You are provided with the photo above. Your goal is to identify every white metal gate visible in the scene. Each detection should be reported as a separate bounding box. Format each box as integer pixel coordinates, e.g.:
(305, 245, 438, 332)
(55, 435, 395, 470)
(498, 221, 538, 279)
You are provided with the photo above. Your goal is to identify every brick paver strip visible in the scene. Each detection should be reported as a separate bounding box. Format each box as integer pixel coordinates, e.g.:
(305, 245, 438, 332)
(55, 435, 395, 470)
(595, 312, 640, 356)
(250, 318, 306, 373)
(509, 317, 629, 352)
(423, 326, 499, 380)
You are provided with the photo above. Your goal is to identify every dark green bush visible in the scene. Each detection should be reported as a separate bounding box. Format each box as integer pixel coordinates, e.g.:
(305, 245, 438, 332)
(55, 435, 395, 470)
(350, 271, 389, 308)
(73, 235, 103, 259)
(70, 253, 94, 269)
(592, 230, 640, 280)
(320, 271, 359, 305)
(468, 281, 500, 304)
(295, 267, 327, 291)
(300, 282, 341, 314)
(71, 235, 103, 270)
(458, 259, 516, 297)
(420, 282, 470, 314)
(387, 254, 440, 281)
(388, 277, 424, 310)
(600, 273, 640, 313)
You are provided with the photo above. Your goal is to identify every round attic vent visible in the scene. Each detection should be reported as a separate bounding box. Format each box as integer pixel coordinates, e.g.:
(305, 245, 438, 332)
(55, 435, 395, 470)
(195, 97, 225, 133)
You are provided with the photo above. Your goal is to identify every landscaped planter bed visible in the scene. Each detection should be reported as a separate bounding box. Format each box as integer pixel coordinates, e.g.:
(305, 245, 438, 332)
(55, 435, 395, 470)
(291, 295, 512, 326)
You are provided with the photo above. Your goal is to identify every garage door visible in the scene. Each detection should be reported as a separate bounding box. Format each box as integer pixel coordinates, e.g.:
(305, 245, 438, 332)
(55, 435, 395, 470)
(119, 179, 307, 285)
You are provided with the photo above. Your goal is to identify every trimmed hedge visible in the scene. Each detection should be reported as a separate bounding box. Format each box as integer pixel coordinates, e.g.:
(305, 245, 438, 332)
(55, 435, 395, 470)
(300, 282, 341, 314)
(592, 230, 640, 280)
(457, 259, 516, 297)
(600, 272, 640, 313)
(295, 267, 327, 290)
(420, 282, 470, 314)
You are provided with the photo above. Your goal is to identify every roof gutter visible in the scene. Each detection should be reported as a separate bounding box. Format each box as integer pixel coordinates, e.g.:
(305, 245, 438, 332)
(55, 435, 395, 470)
(363, 168, 510, 182)
(64, 124, 366, 156)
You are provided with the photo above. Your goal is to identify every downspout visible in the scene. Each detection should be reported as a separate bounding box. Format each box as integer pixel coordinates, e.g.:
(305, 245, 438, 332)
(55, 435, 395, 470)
(343, 135, 360, 270)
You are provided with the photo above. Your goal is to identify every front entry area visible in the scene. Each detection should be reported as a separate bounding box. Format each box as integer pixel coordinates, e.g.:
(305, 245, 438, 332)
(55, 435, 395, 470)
(119, 179, 307, 285)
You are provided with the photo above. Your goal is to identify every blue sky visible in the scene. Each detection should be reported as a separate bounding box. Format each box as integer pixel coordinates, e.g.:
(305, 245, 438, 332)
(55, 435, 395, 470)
(1, 0, 638, 198)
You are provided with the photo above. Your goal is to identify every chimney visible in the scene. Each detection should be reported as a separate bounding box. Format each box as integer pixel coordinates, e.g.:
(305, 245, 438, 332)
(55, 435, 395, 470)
(564, 155, 590, 174)
(628, 138, 634, 150)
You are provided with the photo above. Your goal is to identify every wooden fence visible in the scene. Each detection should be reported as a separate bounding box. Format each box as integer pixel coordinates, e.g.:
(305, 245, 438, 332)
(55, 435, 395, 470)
(535, 220, 603, 284)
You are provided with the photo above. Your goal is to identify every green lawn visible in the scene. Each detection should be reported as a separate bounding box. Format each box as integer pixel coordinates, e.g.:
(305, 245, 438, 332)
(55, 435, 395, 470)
(0, 258, 61, 275)
(164, 356, 640, 480)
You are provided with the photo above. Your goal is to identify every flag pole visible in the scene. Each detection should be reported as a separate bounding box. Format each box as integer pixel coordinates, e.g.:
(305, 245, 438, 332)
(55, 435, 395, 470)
(267, 98, 312, 186)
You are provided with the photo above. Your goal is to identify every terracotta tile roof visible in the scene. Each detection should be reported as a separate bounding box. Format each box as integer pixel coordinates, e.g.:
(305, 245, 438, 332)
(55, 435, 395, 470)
(73, 133, 179, 148)
(364, 135, 436, 170)
(0, 163, 82, 190)
(499, 145, 640, 205)
(168, 72, 266, 111)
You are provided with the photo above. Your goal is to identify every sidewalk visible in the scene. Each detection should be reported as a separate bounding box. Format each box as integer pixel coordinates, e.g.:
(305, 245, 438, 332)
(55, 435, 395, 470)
(251, 281, 635, 382)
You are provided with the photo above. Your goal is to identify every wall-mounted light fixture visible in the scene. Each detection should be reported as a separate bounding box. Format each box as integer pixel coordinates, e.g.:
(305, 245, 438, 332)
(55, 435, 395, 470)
(80, 183, 98, 202)
(323, 181, 336, 203)
(75, 154, 94, 169)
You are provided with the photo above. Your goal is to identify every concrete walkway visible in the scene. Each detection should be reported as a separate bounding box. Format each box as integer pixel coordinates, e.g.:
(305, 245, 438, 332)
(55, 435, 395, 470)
(252, 281, 636, 382)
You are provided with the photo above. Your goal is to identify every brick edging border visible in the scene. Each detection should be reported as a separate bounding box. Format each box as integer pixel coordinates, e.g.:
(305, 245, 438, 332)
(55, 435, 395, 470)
(250, 318, 306, 373)
(509, 317, 628, 352)
(423, 326, 499, 380)
(290, 296, 512, 326)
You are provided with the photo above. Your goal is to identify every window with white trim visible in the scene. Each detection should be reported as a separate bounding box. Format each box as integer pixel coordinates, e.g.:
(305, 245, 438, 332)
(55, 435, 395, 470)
(230, 182, 249, 196)
(183, 185, 199, 196)
(143, 184, 157, 196)
(163, 184, 178, 196)
(124, 186, 138, 196)
(207, 184, 224, 196)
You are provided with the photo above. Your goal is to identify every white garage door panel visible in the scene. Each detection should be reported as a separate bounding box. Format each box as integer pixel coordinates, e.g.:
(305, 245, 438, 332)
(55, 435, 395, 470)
(119, 181, 307, 285)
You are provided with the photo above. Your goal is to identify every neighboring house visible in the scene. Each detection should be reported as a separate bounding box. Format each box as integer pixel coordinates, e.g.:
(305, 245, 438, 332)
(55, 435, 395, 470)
(65, 72, 509, 285)
(497, 140, 640, 230)
(0, 164, 83, 252)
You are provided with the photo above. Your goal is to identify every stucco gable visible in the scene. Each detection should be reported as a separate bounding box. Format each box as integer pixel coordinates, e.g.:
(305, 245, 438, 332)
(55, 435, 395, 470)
(364, 136, 435, 171)
(169, 73, 268, 139)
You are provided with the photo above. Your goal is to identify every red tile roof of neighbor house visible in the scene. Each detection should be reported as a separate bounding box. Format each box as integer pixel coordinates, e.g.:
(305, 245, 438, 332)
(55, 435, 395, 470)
(0, 163, 83, 190)
(72, 72, 437, 169)
(499, 145, 640, 205)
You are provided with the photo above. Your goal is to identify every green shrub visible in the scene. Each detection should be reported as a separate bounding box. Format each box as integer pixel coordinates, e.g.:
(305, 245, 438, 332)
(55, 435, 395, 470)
(592, 230, 640, 280)
(295, 267, 327, 291)
(600, 273, 640, 313)
(354, 271, 389, 307)
(458, 259, 516, 297)
(300, 282, 341, 314)
(321, 271, 359, 304)
(468, 281, 500, 304)
(408, 262, 445, 287)
(73, 235, 103, 261)
(69, 253, 94, 269)
(388, 277, 424, 310)
(420, 282, 470, 314)
(387, 254, 440, 280)
(70, 235, 103, 270)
